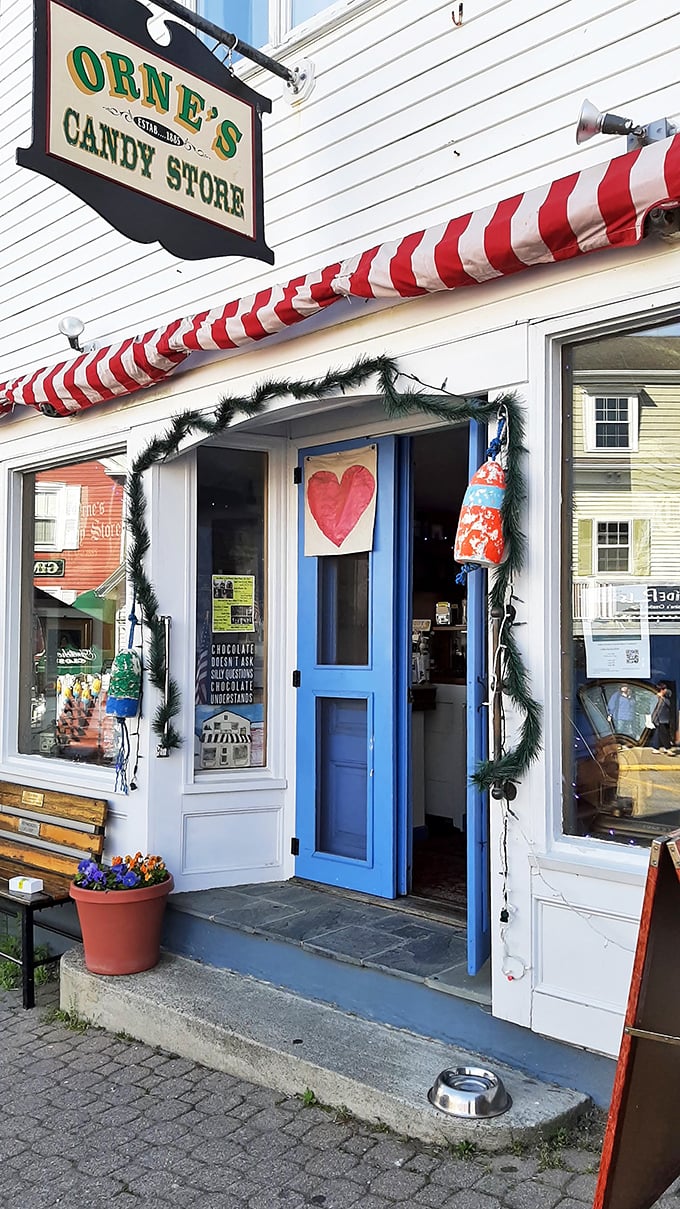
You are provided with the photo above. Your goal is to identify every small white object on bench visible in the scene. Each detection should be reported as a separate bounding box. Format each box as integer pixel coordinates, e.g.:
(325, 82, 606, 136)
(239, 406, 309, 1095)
(9, 875, 43, 894)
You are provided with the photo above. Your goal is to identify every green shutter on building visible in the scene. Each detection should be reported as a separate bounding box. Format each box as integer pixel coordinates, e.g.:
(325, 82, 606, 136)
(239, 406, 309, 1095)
(577, 519, 593, 576)
(632, 518, 651, 576)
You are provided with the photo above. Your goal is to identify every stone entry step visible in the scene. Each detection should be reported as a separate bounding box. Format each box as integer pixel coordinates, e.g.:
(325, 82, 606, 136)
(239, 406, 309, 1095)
(60, 948, 590, 1151)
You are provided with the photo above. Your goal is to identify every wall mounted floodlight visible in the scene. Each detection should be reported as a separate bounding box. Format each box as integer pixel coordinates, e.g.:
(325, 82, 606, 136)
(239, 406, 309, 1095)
(57, 315, 85, 351)
(576, 98, 676, 152)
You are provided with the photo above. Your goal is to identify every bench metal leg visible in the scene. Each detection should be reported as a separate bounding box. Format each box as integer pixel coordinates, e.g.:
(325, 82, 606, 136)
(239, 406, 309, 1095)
(20, 907, 35, 1010)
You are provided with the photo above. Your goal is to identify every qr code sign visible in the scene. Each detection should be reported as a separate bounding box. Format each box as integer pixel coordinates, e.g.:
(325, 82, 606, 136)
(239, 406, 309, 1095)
(625, 649, 640, 664)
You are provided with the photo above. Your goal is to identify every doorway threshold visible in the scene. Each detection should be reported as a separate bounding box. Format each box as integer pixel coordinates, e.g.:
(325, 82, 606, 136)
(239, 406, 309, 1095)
(166, 878, 489, 1007)
(293, 878, 467, 927)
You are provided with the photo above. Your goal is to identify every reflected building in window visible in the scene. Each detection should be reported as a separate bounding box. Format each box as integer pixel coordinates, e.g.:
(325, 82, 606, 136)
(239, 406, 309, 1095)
(564, 319, 680, 842)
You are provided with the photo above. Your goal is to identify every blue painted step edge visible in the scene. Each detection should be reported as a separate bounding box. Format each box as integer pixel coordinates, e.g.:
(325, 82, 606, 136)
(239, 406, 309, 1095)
(163, 906, 614, 1108)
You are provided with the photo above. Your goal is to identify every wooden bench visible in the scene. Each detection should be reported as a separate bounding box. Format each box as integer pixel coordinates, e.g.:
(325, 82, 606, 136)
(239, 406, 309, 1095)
(0, 780, 107, 1007)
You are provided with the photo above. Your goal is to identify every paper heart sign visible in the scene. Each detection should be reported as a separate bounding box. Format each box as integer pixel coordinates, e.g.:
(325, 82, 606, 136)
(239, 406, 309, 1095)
(304, 447, 378, 555)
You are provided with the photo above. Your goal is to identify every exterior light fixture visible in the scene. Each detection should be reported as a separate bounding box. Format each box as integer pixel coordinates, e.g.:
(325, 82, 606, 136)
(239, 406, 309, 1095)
(576, 98, 676, 152)
(57, 315, 86, 351)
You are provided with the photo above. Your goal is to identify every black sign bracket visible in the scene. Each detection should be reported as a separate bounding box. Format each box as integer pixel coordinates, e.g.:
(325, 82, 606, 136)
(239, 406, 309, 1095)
(150, 0, 315, 100)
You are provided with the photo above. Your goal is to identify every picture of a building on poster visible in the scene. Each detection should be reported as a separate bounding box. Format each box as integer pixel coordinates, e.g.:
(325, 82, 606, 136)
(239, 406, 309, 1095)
(198, 709, 252, 770)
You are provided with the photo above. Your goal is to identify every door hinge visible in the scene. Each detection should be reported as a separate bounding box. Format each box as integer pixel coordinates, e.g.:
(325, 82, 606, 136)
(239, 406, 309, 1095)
(291, 837, 300, 855)
(292, 669, 301, 687)
(293, 466, 302, 484)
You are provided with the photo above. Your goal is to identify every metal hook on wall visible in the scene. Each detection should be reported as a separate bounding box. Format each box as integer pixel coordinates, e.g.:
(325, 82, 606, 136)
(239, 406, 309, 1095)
(451, 3, 463, 26)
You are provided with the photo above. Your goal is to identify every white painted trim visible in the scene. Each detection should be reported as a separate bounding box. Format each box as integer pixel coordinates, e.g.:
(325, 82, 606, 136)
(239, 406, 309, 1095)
(530, 848, 645, 887)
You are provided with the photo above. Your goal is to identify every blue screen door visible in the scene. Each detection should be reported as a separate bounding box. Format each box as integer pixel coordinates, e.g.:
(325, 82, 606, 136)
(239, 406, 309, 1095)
(295, 436, 399, 897)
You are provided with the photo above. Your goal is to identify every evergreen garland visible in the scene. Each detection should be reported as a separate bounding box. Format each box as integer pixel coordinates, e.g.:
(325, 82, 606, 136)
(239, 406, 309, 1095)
(125, 354, 541, 783)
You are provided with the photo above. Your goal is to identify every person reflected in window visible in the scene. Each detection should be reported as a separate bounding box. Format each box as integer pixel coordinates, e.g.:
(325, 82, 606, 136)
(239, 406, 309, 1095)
(649, 681, 673, 750)
(607, 683, 636, 737)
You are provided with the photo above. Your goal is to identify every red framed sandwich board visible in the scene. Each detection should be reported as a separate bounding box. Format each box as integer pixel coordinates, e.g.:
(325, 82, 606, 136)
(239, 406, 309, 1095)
(593, 830, 680, 1209)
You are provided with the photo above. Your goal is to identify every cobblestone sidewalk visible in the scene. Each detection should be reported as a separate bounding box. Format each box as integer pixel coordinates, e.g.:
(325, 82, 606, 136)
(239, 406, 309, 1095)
(0, 982, 676, 1209)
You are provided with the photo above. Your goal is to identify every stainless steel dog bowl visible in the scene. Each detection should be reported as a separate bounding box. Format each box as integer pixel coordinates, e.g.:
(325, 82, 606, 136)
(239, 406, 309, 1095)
(427, 1067, 511, 1118)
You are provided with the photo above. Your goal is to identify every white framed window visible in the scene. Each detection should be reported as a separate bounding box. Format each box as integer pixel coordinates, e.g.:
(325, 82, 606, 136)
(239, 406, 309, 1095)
(583, 393, 639, 452)
(34, 483, 81, 552)
(198, 0, 343, 48)
(575, 517, 651, 579)
(595, 520, 630, 574)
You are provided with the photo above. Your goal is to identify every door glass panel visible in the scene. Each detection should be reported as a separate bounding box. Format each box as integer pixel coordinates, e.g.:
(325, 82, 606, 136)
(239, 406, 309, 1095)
(317, 553, 369, 665)
(316, 697, 368, 860)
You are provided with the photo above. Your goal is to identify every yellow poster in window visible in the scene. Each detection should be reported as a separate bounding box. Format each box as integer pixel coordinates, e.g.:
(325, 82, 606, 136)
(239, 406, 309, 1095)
(211, 575, 255, 632)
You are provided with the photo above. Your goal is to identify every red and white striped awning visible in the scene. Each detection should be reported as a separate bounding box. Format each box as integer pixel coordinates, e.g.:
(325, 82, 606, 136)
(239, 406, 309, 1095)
(3, 135, 680, 420)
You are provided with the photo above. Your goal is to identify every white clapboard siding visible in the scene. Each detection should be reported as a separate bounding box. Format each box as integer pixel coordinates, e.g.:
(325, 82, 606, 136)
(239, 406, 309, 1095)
(2, 0, 680, 385)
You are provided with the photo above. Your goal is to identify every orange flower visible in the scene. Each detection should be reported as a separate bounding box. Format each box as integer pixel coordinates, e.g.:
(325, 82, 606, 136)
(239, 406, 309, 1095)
(111, 856, 123, 866)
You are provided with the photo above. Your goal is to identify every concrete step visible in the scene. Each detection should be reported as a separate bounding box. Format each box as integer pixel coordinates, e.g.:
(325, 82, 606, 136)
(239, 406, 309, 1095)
(60, 948, 590, 1151)
(163, 895, 615, 1108)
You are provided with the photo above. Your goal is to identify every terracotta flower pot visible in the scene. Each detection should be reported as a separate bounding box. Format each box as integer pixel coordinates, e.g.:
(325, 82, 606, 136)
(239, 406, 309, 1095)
(69, 875, 174, 975)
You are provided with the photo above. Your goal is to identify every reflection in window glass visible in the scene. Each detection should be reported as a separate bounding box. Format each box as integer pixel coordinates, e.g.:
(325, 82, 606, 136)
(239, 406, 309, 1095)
(20, 456, 127, 764)
(563, 319, 680, 844)
(292, 0, 336, 26)
(317, 553, 369, 665)
(200, 0, 337, 45)
(594, 396, 630, 448)
(194, 447, 267, 772)
(198, 2, 268, 48)
(596, 522, 630, 573)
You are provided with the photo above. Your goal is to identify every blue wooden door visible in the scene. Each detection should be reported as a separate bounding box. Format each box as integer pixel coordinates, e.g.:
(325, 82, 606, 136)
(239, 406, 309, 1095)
(295, 436, 398, 897)
(466, 421, 491, 974)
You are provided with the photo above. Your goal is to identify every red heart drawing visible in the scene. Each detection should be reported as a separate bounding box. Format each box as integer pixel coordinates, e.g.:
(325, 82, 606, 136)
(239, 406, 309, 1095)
(307, 464, 376, 547)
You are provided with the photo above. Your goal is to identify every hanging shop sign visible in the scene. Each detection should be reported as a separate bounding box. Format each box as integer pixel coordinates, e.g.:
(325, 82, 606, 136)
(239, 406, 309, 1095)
(304, 445, 378, 557)
(17, 0, 273, 262)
